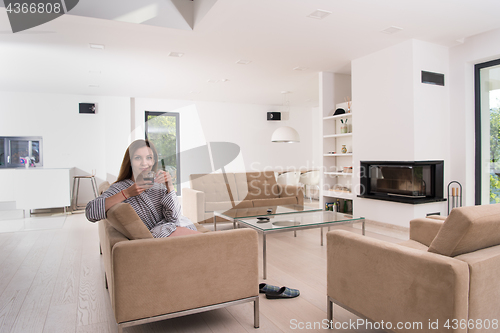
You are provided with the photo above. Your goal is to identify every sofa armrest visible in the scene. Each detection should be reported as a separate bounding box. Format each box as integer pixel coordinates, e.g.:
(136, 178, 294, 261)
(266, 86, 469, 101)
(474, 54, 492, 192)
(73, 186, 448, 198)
(409, 217, 444, 247)
(327, 230, 469, 332)
(279, 185, 304, 206)
(111, 228, 259, 324)
(181, 187, 205, 223)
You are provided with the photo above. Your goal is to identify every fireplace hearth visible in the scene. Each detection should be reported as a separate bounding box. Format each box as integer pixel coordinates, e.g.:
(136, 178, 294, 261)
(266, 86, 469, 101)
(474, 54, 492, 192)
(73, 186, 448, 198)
(358, 160, 445, 204)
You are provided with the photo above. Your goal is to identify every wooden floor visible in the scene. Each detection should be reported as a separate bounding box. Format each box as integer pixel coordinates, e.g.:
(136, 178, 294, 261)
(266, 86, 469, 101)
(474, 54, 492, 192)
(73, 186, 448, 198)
(0, 207, 407, 333)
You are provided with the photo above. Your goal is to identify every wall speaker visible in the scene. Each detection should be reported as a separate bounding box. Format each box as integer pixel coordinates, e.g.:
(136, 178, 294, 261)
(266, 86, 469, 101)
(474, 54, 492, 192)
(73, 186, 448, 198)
(79, 103, 96, 114)
(421, 71, 445, 86)
(267, 112, 281, 121)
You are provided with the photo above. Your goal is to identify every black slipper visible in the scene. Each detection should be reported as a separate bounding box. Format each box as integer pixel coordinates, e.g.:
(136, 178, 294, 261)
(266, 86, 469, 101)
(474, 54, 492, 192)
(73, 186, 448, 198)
(259, 283, 280, 294)
(265, 286, 300, 299)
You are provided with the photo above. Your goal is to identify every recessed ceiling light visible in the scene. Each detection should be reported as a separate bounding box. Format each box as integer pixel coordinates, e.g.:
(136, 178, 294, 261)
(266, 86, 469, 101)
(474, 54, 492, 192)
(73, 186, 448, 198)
(236, 59, 252, 65)
(307, 9, 331, 19)
(168, 52, 184, 57)
(89, 43, 105, 50)
(381, 26, 403, 34)
(220, 79, 229, 82)
(293, 67, 308, 71)
(88, 84, 100, 88)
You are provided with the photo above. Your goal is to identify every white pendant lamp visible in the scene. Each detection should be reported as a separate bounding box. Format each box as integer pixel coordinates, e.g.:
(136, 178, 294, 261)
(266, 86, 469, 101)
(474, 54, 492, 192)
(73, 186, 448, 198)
(271, 126, 300, 143)
(272, 91, 300, 143)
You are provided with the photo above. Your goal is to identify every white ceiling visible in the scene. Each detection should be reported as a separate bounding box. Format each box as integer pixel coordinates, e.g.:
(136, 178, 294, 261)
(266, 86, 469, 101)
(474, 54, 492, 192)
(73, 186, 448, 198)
(1, 0, 500, 107)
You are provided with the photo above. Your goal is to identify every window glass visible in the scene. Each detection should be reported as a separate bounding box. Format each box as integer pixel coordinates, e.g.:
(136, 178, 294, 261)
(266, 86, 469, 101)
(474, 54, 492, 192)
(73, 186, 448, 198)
(11, 140, 29, 165)
(145, 112, 180, 194)
(476, 60, 500, 204)
(32, 141, 40, 163)
(0, 138, 4, 166)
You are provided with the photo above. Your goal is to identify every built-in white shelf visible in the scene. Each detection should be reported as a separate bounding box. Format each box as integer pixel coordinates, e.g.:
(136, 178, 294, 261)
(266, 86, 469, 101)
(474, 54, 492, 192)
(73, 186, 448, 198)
(323, 133, 352, 139)
(323, 153, 353, 157)
(323, 113, 352, 121)
(324, 172, 353, 177)
(323, 190, 353, 200)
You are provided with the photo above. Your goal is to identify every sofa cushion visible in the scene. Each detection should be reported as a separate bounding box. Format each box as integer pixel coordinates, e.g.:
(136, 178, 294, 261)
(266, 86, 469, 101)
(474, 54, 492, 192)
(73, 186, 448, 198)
(234, 172, 250, 201)
(190, 173, 237, 203)
(409, 218, 444, 247)
(106, 203, 153, 240)
(252, 197, 297, 207)
(398, 239, 429, 251)
(428, 204, 500, 257)
(205, 200, 253, 212)
(236, 171, 280, 201)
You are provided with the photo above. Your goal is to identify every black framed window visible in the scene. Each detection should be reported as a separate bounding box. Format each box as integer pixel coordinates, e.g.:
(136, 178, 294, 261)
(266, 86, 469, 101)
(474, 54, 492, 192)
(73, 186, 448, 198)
(475, 58, 500, 205)
(145, 112, 181, 195)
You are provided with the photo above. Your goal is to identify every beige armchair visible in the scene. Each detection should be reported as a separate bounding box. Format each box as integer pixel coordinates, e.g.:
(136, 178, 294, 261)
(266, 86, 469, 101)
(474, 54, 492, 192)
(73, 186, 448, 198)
(98, 203, 260, 332)
(327, 204, 500, 333)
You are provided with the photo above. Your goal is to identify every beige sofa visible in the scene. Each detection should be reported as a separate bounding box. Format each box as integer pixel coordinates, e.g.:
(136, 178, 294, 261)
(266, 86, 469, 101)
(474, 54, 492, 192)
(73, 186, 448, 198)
(97, 200, 260, 332)
(182, 171, 304, 225)
(327, 204, 500, 333)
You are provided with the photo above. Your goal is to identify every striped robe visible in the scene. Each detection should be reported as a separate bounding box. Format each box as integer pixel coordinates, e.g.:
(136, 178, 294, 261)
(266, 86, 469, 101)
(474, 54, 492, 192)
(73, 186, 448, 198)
(85, 179, 196, 237)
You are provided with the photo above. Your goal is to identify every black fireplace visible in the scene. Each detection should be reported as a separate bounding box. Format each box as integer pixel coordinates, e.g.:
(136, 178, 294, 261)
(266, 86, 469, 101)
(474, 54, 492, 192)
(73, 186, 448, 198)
(358, 160, 445, 204)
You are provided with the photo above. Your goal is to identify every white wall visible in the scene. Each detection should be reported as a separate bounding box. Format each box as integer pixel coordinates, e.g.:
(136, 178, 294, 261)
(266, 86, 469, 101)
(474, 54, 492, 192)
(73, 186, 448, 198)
(413, 40, 450, 163)
(352, 40, 415, 162)
(352, 40, 450, 227)
(449, 28, 500, 206)
(0, 91, 130, 204)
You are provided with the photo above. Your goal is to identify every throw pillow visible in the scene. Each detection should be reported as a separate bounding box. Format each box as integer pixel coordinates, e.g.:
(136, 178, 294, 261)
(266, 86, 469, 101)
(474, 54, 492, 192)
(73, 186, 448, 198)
(106, 203, 153, 240)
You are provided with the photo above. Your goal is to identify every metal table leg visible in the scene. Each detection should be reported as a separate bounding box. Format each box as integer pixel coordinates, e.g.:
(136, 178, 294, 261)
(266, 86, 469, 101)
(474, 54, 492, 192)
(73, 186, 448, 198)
(213, 215, 217, 231)
(362, 221, 365, 235)
(263, 233, 267, 279)
(321, 227, 323, 246)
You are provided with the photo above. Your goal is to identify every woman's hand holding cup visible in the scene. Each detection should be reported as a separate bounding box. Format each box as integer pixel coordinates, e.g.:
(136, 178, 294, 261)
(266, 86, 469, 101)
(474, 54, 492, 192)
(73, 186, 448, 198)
(126, 171, 154, 197)
(155, 170, 175, 192)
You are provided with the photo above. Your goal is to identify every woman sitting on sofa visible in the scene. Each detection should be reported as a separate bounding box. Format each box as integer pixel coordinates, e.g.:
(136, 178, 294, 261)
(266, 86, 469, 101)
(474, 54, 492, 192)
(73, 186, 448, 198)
(85, 139, 199, 237)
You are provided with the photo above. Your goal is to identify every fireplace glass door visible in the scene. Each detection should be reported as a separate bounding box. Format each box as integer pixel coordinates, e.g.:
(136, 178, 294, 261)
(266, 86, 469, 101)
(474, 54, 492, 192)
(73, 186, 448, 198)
(369, 165, 431, 198)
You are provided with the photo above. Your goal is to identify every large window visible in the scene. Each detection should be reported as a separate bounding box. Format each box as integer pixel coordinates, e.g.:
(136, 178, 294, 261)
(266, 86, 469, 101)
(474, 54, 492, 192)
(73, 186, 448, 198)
(145, 112, 180, 194)
(475, 58, 500, 204)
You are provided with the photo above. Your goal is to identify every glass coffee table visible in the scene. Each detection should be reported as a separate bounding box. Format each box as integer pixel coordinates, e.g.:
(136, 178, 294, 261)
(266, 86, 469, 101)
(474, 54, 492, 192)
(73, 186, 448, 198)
(212, 204, 321, 231)
(214, 206, 365, 279)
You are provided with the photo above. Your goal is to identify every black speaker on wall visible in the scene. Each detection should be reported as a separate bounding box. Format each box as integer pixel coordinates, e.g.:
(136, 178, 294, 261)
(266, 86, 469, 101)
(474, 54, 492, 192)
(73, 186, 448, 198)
(79, 103, 96, 114)
(267, 112, 281, 120)
(421, 71, 445, 86)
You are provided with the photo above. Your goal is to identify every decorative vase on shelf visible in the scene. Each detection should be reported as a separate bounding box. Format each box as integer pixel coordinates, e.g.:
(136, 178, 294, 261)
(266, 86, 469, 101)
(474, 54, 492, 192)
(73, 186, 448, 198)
(341, 145, 347, 154)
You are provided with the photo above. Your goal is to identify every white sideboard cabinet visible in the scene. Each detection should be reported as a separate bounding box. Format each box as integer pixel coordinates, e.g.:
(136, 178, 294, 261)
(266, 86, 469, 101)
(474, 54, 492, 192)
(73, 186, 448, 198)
(0, 168, 71, 212)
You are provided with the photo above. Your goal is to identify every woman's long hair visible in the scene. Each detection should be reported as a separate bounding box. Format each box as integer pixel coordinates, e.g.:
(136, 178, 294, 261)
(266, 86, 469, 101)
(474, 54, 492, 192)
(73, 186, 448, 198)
(116, 139, 159, 182)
